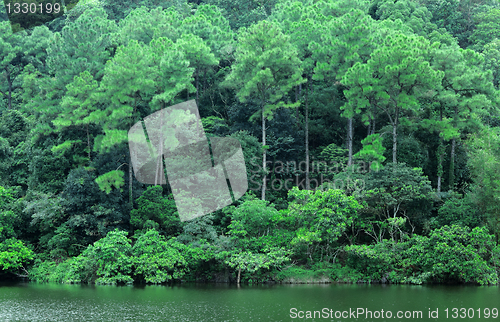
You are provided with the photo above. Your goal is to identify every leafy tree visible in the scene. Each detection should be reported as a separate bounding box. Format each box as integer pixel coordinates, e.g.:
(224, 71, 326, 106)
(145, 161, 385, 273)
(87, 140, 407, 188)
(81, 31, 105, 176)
(466, 127, 500, 242)
(353, 133, 386, 171)
(180, 4, 235, 61)
(0, 21, 25, 110)
(46, 6, 116, 90)
(28, 7, 116, 143)
(177, 213, 219, 244)
(287, 187, 362, 262)
(220, 246, 290, 284)
(116, 6, 183, 46)
(429, 43, 497, 190)
(203, 0, 278, 30)
(437, 192, 483, 228)
(227, 130, 263, 192)
(312, 9, 376, 167)
(36, 166, 128, 259)
(343, 33, 443, 163)
(92, 37, 194, 203)
(319, 143, 348, 166)
(403, 225, 498, 285)
(344, 224, 499, 285)
(417, 0, 496, 48)
(419, 39, 463, 193)
(0, 185, 18, 241)
(483, 38, 500, 88)
(132, 229, 187, 283)
(223, 20, 305, 200)
(176, 33, 218, 103)
(0, 109, 30, 188)
(73, 229, 133, 284)
(371, 0, 436, 36)
(271, 0, 332, 189)
(219, 195, 292, 283)
(51, 71, 100, 164)
(0, 238, 34, 276)
(130, 186, 181, 236)
(359, 163, 434, 243)
(21, 25, 53, 74)
(226, 196, 279, 238)
(23, 191, 65, 247)
(470, 8, 500, 52)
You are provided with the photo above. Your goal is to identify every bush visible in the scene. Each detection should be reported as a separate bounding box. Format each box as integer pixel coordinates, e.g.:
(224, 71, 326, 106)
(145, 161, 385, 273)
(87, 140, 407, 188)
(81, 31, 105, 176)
(403, 225, 498, 285)
(29, 259, 80, 283)
(344, 240, 405, 282)
(437, 193, 483, 228)
(342, 225, 499, 285)
(132, 230, 187, 283)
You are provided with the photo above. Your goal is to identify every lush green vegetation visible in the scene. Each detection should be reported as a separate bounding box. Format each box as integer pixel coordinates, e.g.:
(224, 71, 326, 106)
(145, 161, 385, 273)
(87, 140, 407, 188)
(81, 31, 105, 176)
(1, 0, 500, 285)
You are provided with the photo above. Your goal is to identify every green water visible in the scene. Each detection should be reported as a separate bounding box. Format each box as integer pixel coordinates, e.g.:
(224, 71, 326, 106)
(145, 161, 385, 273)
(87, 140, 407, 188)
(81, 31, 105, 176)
(0, 282, 499, 321)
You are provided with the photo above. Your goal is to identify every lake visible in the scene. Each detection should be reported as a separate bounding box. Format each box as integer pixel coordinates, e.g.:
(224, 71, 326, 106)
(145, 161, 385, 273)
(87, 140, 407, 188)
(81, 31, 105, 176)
(0, 282, 499, 321)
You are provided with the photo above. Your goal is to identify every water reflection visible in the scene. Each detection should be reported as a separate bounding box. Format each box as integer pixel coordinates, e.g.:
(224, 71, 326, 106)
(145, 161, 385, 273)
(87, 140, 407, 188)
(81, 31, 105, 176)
(0, 282, 499, 321)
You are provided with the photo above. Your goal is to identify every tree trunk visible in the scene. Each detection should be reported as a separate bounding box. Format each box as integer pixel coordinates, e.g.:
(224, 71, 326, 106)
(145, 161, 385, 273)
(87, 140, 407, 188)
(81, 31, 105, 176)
(371, 104, 376, 135)
(6, 68, 12, 110)
(203, 69, 207, 95)
(449, 106, 458, 190)
(155, 107, 164, 186)
(237, 267, 241, 285)
(347, 117, 353, 166)
(129, 155, 133, 207)
(392, 122, 397, 163)
(86, 123, 91, 163)
(305, 77, 310, 190)
(262, 103, 267, 201)
(195, 69, 199, 105)
(449, 137, 456, 190)
(392, 107, 399, 164)
(437, 171, 442, 194)
(295, 85, 299, 127)
(437, 109, 444, 194)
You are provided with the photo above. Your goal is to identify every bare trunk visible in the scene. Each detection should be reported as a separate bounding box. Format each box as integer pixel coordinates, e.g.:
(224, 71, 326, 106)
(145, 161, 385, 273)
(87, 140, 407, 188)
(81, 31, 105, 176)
(237, 267, 241, 285)
(437, 110, 444, 194)
(449, 106, 458, 189)
(3, 68, 12, 110)
(449, 137, 456, 190)
(155, 108, 164, 186)
(392, 122, 397, 163)
(129, 156, 133, 207)
(295, 86, 299, 127)
(392, 106, 399, 163)
(347, 117, 353, 166)
(371, 105, 376, 135)
(195, 70, 199, 105)
(86, 123, 91, 163)
(305, 78, 310, 190)
(262, 104, 267, 201)
(203, 70, 207, 94)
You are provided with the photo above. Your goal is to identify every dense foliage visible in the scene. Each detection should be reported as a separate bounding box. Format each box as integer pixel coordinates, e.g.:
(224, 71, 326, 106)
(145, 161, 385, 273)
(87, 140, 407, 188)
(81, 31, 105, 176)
(1, 0, 499, 285)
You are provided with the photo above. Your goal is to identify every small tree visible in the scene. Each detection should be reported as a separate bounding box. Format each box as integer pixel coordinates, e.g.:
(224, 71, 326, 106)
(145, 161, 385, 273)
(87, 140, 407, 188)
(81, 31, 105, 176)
(287, 187, 362, 262)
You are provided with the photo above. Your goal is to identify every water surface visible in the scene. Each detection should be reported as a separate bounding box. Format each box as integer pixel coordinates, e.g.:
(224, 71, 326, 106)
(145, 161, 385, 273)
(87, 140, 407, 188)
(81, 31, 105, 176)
(1, 282, 499, 321)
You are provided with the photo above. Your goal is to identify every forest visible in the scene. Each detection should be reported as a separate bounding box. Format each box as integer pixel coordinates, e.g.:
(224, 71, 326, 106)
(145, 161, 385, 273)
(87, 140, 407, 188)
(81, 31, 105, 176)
(0, 0, 500, 286)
